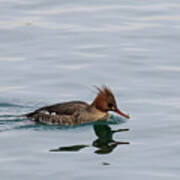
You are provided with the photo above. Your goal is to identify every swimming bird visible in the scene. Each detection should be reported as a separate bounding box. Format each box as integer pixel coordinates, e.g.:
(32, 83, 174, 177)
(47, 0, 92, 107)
(25, 86, 129, 125)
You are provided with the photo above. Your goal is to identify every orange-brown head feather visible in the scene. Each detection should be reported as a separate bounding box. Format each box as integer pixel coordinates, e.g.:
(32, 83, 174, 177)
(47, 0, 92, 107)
(92, 86, 129, 119)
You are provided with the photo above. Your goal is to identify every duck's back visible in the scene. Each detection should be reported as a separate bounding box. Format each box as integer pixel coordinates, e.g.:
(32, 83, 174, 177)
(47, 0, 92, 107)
(39, 101, 89, 115)
(26, 101, 89, 117)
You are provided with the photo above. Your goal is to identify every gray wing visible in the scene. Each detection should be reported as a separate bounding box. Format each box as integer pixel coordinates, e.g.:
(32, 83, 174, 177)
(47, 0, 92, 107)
(27, 101, 89, 117)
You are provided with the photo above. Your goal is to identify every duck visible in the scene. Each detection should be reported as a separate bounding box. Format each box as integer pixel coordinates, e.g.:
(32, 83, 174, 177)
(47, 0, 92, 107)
(25, 86, 130, 125)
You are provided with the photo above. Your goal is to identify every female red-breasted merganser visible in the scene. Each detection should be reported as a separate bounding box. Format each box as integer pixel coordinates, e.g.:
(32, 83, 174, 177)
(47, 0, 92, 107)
(25, 86, 129, 125)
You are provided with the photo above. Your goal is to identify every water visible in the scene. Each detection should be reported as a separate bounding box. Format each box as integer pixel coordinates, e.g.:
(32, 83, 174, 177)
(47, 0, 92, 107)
(0, 0, 180, 179)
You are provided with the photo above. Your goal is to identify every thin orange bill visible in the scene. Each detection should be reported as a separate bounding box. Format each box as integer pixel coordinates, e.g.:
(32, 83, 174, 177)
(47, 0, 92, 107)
(115, 109, 130, 119)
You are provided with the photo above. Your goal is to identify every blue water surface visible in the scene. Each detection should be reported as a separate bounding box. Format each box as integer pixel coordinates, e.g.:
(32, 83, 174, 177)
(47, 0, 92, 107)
(0, 0, 180, 179)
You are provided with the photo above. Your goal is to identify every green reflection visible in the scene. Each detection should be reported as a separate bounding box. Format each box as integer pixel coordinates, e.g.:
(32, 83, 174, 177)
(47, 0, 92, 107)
(93, 125, 129, 154)
(50, 144, 89, 152)
(50, 124, 129, 154)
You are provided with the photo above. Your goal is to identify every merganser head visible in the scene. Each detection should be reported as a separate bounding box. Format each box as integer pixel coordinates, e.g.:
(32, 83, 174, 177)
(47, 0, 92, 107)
(92, 86, 130, 119)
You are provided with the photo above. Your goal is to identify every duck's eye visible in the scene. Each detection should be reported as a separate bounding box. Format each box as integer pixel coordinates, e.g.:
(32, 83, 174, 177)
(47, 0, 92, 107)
(108, 103, 113, 108)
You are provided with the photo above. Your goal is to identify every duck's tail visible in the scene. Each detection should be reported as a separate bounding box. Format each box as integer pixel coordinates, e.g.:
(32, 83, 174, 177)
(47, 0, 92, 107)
(16, 112, 35, 118)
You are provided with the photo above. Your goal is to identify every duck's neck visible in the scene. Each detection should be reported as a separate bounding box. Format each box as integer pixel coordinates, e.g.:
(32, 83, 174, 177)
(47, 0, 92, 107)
(91, 96, 105, 113)
(88, 105, 108, 122)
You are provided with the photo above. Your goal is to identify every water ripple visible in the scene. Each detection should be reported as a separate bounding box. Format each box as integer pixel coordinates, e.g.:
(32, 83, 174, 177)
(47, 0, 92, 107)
(0, 86, 24, 92)
(0, 57, 24, 62)
(28, 3, 180, 15)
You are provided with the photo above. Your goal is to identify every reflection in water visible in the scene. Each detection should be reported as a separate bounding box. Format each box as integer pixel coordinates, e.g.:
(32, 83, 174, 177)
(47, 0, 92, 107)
(93, 125, 129, 154)
(50, 124, 129, 154)
(50, 144, 89, 152)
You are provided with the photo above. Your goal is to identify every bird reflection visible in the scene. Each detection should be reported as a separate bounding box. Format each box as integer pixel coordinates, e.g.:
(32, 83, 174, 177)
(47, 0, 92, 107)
(93, 124, 129, 154)
(50, 124, 129, 154)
